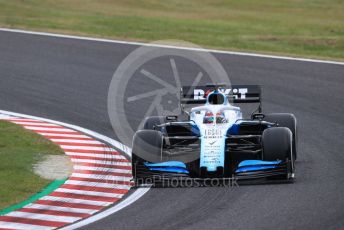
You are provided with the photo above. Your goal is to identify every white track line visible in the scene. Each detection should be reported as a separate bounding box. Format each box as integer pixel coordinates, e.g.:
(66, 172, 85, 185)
(60, 145, 117, 151)
(55, 188, 124, 198)
(0, 27, 343, 66)
(6, 211, 80, 223)
(70, 158, 130, 165)
(21, 124, 61, 128)
(72, 165, 131, 173)
(66, 152, 125, 159)
(24, 126, 76, 132)
(10, 121, 60, 126)
(0, 221, 54, 230)
(39, 196, 112, 207)
(65, 180, 131, 190)
(38, 133, 90, 138)
(71, 173, 131, 181)
(51, 139, 102, 144)
(26, 204, 98, 215)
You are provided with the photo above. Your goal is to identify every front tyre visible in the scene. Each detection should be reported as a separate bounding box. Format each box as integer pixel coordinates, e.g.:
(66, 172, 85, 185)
(264, 113, 297, 160)
(132, 130, 163, 179)
(262, 127, 295, 180)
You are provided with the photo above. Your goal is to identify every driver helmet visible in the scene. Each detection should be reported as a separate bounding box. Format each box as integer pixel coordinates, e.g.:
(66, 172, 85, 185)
(207, 91, 225, 105)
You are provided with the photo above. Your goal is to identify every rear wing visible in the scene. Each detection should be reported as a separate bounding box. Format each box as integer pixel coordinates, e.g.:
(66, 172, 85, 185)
(180, 84, 261, 103)
(180, 84, 262, 113)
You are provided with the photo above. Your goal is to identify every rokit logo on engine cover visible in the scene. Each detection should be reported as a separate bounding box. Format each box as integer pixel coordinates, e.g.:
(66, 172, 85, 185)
(194, 88, 248, 100)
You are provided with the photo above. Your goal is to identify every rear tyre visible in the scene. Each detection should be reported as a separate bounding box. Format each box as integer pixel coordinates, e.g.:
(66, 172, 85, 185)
(143, 116, 166, 130)
(262, 127, 294, 180)
(264, 113, 297, 160)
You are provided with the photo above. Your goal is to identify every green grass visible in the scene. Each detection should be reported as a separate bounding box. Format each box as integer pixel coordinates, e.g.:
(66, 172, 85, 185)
(0, 120, 64, 209)
(0, 0, 343, 60)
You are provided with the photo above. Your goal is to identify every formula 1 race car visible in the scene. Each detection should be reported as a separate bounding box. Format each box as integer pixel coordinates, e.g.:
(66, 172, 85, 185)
(131, 84, 296, 185)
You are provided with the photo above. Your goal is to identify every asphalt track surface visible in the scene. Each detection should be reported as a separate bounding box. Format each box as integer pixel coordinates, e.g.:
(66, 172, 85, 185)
(1, 30, 344, 230)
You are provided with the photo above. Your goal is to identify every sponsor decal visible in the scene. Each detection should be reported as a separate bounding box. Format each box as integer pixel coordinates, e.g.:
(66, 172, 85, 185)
(204, 128, 223, 139)
(194, 88, 248, 100)
(200, 127, 225, 171)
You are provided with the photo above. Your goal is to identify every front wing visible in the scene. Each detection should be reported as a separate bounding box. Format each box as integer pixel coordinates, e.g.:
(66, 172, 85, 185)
(132, 159, 293, 187)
